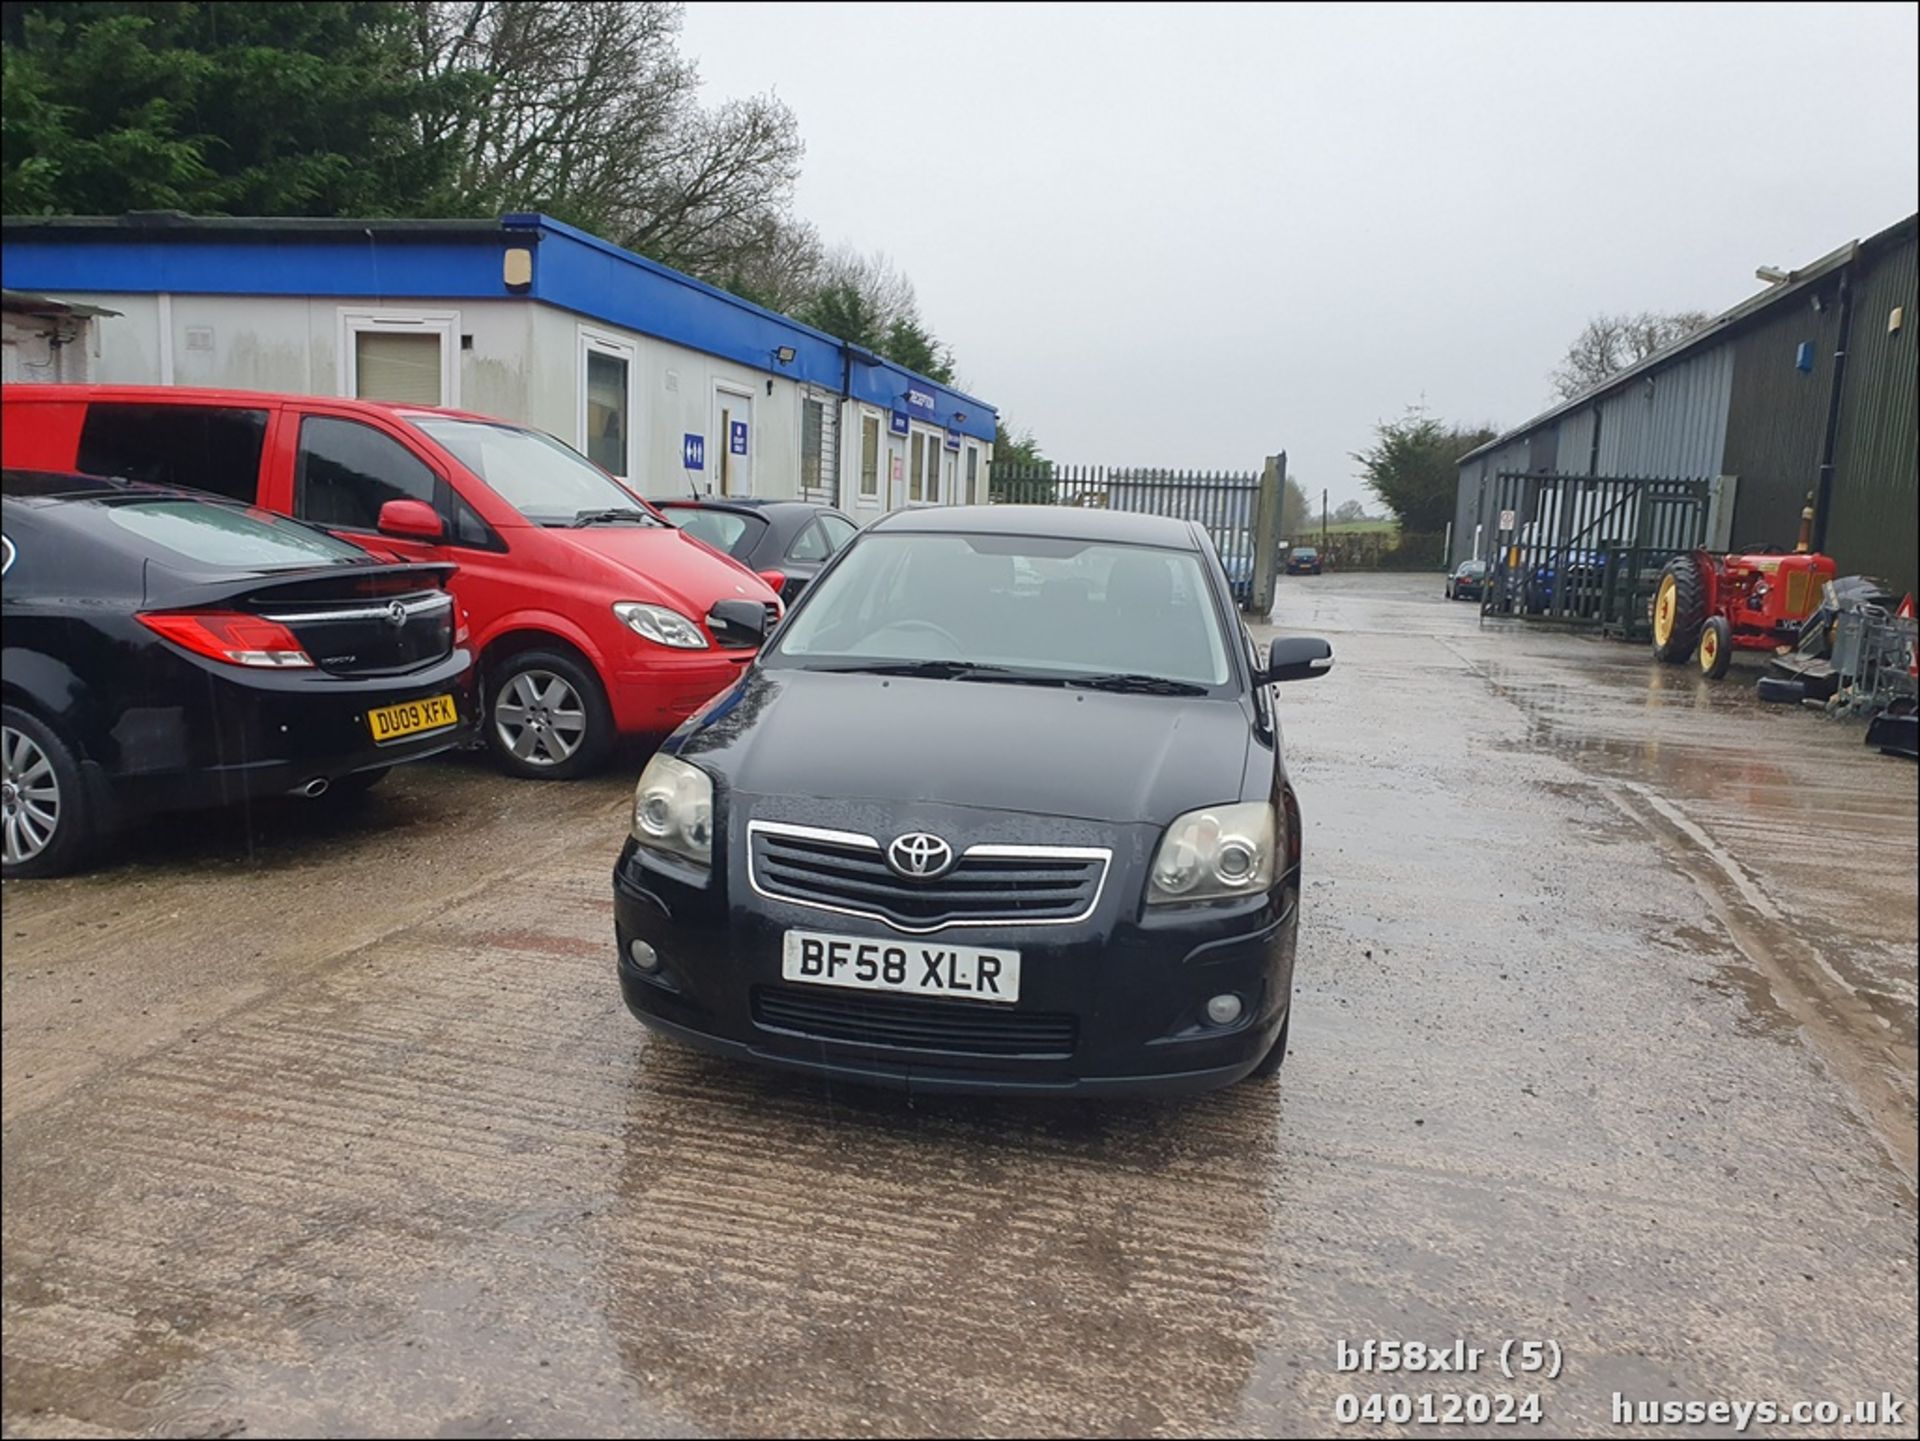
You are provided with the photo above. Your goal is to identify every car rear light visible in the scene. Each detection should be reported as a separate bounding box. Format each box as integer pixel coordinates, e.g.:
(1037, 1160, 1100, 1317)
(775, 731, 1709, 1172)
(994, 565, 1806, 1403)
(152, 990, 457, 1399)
(137, 610, 314, 668)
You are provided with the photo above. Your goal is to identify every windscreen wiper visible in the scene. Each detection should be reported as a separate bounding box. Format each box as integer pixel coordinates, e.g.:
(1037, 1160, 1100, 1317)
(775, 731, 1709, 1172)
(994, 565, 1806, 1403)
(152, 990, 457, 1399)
(571, 509, 661, 527)
(811, 660, 1062, 683)
(1065, 672, 1210, 696)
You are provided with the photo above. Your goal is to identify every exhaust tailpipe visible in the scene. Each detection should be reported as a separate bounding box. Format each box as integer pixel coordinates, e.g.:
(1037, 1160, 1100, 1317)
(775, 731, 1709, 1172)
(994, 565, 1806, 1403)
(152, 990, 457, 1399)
(295, 777, 330, 798)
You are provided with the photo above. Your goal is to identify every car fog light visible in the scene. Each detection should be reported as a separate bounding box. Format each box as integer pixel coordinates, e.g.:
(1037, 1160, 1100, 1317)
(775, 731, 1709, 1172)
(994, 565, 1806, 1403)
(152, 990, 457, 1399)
(628, 939, 661, 972)
(1205, 993, 1243, 1026)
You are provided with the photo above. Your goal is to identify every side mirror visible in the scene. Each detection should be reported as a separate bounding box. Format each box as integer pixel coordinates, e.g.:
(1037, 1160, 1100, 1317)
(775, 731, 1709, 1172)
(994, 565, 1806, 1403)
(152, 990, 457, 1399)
(709, 596, 772, 645)
(757, 569, 788, 597)
(1262, 635, 1333, 684)
(377, 499, 445, 541)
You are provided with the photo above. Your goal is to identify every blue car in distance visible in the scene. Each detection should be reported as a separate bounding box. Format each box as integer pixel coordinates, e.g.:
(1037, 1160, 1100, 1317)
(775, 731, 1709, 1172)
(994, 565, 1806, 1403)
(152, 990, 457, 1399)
(1284, 546, 1323, 576)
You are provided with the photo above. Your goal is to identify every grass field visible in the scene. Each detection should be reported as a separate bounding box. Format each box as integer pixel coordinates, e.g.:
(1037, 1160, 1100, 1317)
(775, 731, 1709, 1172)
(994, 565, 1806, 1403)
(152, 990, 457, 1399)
(1288, 518, 1400, 540)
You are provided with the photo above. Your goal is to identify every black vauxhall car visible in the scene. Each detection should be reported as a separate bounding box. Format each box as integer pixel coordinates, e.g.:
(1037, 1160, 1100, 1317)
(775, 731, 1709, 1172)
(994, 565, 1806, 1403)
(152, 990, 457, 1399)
(612, 505, 1333, 1097)
(1, 471, 475, 877)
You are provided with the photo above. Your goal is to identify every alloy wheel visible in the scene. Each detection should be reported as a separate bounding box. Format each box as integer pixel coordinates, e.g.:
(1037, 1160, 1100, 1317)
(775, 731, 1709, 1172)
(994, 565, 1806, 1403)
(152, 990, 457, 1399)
(493, 669, 588, 767)
(1, 724, 62, 865)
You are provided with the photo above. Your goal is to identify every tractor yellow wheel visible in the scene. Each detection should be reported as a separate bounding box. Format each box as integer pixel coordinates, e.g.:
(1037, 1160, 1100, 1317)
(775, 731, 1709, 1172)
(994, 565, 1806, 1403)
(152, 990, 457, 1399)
(1651, 555, 1707, 662)
(1653, 574, 1678, 646)
(1699, 616, 1733, 679)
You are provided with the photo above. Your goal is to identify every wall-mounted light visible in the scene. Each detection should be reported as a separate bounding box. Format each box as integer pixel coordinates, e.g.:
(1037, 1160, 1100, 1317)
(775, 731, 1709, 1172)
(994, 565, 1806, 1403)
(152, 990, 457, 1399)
(772, 345, 796, 365)
(953, 411, 966, 423)
(502, 247, 533, 290)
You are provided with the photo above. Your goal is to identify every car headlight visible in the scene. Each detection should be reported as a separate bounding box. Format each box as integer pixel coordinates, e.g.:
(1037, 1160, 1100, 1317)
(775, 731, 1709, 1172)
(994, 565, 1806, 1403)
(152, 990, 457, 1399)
(631, 753, 713, 865)
(1147, 801, 1276, 904)
(613, 601, 708, 649)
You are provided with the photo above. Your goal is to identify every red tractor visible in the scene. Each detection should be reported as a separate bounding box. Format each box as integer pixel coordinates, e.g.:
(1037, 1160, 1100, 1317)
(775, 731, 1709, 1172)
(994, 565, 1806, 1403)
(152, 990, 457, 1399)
(1651, 503, 1837, 679)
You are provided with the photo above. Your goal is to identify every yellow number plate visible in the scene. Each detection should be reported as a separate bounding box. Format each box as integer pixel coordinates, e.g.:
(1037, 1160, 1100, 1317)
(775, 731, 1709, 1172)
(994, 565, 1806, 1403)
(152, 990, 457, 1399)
(367, 694, 458, 743)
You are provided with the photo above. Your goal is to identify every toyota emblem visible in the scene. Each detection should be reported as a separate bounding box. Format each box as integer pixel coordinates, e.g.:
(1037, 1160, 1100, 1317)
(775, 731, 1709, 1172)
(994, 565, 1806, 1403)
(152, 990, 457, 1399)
(887, 831, 954, 880)
(385, 600, 408, 627)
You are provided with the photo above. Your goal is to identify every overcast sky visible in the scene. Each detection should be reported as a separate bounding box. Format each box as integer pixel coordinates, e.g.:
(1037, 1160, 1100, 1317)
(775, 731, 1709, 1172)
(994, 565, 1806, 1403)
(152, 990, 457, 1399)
(682, 2, 1919, 508)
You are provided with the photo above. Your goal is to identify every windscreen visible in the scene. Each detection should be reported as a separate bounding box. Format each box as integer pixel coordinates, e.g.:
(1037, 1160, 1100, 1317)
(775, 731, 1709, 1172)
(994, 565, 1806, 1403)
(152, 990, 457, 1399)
(663, 507, 766, 559)
(768, 532, 1233, 687)
(414, 418, 662, 527)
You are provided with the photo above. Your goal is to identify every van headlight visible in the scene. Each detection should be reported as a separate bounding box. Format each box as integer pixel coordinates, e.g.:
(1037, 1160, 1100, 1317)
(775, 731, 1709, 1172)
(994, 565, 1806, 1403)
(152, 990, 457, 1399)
(613, 601, 708, 649)
(1147, 802, 1276, 904)
(631, 753, 713, 865)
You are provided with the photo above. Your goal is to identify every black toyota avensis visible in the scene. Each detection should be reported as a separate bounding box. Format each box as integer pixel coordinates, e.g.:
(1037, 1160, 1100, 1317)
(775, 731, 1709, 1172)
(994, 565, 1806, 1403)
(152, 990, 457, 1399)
(612, 506, 1332, 1097)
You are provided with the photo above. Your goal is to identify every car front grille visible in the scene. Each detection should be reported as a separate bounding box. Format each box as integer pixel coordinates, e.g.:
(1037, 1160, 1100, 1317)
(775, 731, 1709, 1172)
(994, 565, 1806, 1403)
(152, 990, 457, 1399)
(752, 986, 1078, 1058)
(747, 822, 1109, 932)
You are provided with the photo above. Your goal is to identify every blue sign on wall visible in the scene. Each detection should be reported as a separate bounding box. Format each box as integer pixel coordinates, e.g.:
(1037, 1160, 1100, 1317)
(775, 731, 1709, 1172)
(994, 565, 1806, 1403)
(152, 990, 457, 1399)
(682, 433, 705, 470)
(889, 411, 911, 437)
(729, 420, 749, 455)
(945, 427, 962, 452)
(903, 386, 939, 418)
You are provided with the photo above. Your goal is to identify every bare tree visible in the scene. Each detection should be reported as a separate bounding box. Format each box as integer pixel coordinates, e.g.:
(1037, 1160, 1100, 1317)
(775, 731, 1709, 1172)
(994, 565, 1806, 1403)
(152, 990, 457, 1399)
(1549, 310, 1713, 400)
(412, 1, 803, 281)
(814, 247, 920, 336)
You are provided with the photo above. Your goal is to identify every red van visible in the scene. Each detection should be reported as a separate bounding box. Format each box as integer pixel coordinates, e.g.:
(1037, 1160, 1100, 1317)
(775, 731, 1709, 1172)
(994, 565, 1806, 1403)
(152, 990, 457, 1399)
(1, 386, 783, 778)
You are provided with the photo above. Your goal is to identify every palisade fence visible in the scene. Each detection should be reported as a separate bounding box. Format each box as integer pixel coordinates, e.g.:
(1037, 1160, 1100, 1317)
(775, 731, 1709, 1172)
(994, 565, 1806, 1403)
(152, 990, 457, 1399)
(989, 462, 1270, 606)
(990, 462, 1290, 610)
(1478, 471, 1711, 635)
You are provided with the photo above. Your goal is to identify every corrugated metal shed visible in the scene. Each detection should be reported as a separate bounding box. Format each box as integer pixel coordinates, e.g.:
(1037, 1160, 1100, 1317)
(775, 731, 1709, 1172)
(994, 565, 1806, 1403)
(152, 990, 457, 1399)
(1554, 408, 1598, 475)
(1826, 217, 1918, 595)
(1448, 438, 1532, 567)
(1591, 345, 1733, 479)
(1719, 272, 1843, 546)
(1452, 212, 1916, 593)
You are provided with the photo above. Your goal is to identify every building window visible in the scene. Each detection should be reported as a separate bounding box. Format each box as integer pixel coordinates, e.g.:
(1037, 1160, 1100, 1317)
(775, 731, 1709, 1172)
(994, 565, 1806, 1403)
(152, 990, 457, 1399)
(586, 351, 628, 475)
(579, 328, 637, 479)
(860, 414, 880, 500)
(338, 309, 458, 407)
(965, 444, 980, 505)
(801, 398, 824, 496)
(917, 433, 940, 502)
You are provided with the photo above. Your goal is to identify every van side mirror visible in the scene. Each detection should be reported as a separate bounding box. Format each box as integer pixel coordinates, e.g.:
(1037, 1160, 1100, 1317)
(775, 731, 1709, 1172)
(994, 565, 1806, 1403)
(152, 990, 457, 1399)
(709, 596, 772, 645)
(1261, 636, 1333, 684)
(377, 499, 444, 541)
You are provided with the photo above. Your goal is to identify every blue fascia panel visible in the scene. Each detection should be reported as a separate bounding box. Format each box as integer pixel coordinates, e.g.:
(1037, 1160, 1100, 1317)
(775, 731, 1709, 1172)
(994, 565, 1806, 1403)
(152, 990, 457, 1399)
(0, 233, 513, 299)
(514, 214, 997, 440)
(1, 213, 999, 441)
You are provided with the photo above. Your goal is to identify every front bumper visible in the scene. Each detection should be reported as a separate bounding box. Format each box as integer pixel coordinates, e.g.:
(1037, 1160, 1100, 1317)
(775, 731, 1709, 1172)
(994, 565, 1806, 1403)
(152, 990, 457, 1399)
(611, 834, 1298, 1098)
(607, 649, 757, 735)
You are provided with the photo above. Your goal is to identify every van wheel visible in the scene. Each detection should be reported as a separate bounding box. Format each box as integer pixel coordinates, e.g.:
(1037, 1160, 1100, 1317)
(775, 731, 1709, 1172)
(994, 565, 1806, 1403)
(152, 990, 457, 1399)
(2, 705, 93, 879)
(485, 649, 614, 780)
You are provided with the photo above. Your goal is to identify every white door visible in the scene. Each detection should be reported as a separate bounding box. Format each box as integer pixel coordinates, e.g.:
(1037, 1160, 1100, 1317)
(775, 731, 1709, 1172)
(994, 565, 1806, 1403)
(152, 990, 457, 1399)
(714, 386, 754, 497)
(887, 432, 907, 509)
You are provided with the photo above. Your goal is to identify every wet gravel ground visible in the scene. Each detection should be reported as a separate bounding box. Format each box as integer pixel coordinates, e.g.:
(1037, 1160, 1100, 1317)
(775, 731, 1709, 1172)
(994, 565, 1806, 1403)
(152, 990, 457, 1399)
(3, 573, 1915, 1438)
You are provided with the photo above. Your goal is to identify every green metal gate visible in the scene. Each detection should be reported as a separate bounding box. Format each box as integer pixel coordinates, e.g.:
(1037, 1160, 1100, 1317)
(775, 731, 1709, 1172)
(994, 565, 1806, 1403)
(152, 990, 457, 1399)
(1481, 471, 1710, 637)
